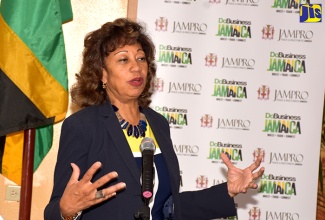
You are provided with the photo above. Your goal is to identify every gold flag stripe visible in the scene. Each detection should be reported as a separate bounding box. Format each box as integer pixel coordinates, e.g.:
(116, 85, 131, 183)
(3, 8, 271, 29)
(2, 132, 24, 185)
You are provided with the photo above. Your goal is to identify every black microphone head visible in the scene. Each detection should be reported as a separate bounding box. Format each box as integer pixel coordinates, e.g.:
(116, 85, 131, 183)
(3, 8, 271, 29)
(140, 137, 156, 152)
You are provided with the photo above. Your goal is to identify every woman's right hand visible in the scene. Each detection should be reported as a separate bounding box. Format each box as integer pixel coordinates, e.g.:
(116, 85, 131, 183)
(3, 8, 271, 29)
(59, 162, 126, 218)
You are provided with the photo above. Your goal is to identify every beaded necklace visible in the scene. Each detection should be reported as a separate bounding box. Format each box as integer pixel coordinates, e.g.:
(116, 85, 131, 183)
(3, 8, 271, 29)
(112, 105, 147, 138)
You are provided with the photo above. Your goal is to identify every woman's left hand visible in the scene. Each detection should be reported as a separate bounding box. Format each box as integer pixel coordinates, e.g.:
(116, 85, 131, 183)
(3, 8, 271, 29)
(221, 152, 265, 197)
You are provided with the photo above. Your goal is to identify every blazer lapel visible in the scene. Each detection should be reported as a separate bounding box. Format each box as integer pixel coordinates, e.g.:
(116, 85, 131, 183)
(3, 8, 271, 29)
(100, 103, 141, 185)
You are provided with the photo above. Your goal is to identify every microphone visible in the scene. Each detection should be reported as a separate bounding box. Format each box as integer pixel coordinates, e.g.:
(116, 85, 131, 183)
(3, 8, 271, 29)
(140, 137, 156, 202)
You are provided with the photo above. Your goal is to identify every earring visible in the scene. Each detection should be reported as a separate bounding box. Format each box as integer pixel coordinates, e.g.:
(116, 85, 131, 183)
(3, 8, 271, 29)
(102, 82, 107, 89)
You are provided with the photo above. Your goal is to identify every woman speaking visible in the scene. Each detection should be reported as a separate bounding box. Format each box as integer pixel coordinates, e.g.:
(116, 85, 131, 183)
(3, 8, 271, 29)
(44, 18, 264, 220)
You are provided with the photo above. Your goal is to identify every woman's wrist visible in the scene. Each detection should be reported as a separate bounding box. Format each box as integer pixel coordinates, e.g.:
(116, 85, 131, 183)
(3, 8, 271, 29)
(60, 211, 82, 220)
(227, 182, 236, 198)
(59, 197, 82, 220)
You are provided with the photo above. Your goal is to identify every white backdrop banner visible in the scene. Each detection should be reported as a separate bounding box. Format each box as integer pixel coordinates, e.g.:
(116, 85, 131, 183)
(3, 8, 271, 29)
(137, 1, 325, 219)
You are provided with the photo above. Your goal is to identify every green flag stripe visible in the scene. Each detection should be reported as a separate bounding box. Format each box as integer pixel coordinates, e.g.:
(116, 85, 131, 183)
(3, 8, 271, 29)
(34, 125, 53, 171)
(58, 0, 73, 23)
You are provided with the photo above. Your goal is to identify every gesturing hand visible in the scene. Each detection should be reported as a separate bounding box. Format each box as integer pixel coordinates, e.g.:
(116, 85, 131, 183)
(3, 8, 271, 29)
(221, 152, 265, 198)
(59, 162, 126, 217)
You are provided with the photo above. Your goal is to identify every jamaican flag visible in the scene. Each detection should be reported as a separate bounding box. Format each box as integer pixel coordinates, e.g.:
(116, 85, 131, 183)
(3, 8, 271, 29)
(0, 0, 72, 185)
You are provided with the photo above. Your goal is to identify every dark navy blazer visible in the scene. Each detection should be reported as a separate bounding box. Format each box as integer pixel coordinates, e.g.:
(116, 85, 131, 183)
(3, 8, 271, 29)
(44, 102, 236, 220)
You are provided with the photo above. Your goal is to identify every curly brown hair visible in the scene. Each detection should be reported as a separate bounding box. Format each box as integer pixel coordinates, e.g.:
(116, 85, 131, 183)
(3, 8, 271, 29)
(70, 18, 156, 108)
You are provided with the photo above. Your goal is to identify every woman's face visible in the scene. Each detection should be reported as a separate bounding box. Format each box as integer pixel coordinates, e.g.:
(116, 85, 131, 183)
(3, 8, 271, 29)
(102, 43, 148, 104)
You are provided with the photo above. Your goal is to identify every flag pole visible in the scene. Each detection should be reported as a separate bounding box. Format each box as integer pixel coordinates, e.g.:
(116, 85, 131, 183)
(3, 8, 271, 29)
(19, 128, 35, 220)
